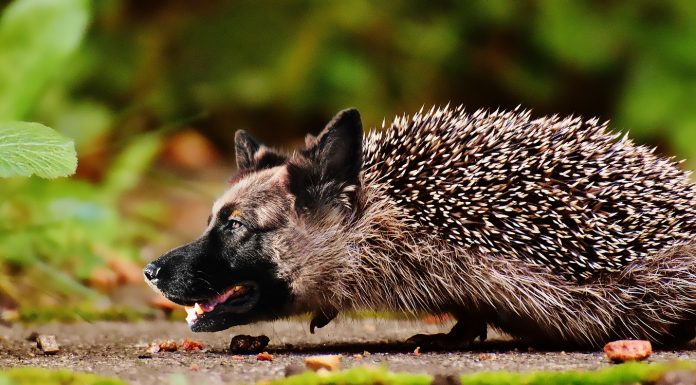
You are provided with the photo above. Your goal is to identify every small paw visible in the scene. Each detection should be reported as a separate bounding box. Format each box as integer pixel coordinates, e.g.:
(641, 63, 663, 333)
(407, 320, 487, 350)
(406, 333, 474, 350)
(309, 309, 338, 334)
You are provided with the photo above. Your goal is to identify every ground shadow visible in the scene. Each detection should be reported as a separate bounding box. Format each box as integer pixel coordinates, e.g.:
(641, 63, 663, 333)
(207, 338, 696, 355)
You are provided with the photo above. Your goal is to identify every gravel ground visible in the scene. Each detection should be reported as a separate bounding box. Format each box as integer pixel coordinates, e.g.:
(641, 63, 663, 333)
(1, 318, 695, 385)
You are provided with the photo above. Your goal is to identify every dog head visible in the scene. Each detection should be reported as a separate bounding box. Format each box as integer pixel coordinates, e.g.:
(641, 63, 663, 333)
(144, 109, 363, 332)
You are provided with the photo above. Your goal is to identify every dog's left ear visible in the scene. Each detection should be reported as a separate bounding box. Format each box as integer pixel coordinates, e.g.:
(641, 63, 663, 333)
(235, 130, 260, 170)
(310, 108, 363, 186)
(234, 130, 287, 171)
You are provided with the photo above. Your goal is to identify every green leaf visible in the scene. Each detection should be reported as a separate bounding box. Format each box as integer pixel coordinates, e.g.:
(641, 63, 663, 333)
(0, 0, 90, 120)
(102, 132, 163, 197)
(0, 121, 77, 178)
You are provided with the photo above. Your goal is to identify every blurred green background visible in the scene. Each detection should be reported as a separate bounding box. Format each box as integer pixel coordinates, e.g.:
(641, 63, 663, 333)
(1, 0, 695, 319)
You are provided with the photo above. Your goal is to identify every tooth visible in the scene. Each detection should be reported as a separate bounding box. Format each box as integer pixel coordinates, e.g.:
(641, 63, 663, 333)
(185, 307, 198, 324)
(193, 303, 205, 315)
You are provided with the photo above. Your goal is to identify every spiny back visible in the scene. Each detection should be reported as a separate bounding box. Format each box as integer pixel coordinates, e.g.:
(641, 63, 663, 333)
(362, 105, 696, 281)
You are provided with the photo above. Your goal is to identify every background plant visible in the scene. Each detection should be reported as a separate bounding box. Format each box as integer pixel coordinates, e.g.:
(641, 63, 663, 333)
(0, 0, 161, 313)
(50, 0, 695, 162)
(0, 0, 694, 316)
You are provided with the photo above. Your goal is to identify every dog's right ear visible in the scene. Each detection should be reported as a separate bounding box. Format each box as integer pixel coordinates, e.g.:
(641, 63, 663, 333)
(234, 130, 287, 171)
(287, 108, 363, 213)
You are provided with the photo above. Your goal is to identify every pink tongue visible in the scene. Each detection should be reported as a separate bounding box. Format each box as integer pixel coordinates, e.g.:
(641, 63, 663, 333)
(185, 286, 245, 323)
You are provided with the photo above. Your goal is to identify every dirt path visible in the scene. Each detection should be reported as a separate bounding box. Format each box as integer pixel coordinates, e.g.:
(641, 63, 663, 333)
(2, 319, 695, 385)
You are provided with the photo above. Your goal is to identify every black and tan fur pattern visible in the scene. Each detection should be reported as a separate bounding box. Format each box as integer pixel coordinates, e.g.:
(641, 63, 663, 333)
(145, 106, 696, 348)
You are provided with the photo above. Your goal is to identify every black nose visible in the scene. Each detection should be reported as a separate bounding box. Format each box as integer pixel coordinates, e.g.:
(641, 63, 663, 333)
(143, 263, 161, 282)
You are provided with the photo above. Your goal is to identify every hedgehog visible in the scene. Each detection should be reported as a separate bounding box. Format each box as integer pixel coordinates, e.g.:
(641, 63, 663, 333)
(144, 105, 696, 348)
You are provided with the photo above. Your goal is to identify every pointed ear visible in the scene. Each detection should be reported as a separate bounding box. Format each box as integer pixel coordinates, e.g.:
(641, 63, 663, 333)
(235, 130, 261, 170)
(313, 108, 363, 185)
(234, 130, 288, 171)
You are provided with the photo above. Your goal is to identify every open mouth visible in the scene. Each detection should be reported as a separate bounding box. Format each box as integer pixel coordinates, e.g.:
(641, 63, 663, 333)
(184, 281, 260, 328)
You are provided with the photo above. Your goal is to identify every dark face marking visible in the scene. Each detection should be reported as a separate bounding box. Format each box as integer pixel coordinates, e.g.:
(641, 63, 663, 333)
(144, 167, 294, 332)
(144, 108, 365, 332)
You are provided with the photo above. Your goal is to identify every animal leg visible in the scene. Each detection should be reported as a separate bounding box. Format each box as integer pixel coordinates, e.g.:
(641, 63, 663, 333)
(309, 308, 338, 334)
(654, 322, 696, 347)
(407, 315, 487, 349)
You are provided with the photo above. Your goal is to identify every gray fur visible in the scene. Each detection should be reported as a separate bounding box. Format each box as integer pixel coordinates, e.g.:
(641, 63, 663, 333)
(216, 105, 696, 347)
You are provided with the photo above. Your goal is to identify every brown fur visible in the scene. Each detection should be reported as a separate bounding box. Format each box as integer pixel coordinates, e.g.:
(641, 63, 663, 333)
(259, 178, 696, 347)
(207, 106, 696, 347)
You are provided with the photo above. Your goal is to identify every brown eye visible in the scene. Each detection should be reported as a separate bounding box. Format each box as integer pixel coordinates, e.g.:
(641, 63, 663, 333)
(226, 219, 243, 231)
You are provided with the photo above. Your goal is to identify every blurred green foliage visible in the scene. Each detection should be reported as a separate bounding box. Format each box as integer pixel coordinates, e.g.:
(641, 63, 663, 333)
(0, 0, 80, 180)
(18, 305, 153, 323)
(0, 0, 161, 310)
(1, 0, 695, 312)
(0, 0, 88, 120)
(1, 368, 126, 385)
(264, 362, 695, 385)
(32, 0, 694, 159)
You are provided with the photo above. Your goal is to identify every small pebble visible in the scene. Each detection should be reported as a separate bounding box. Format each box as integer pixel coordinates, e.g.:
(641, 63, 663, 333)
(305, 355, 341, 371)
(604, 340, 652, 362)
(36, 335, 59, 355)
(158, 340, 178, 352)
(256, 352, 273, 361)
(182, 338, 204, 351)
(230, 335, 270, 354)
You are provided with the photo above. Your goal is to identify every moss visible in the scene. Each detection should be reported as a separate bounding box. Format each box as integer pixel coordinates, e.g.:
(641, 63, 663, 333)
(18, 306, 155, 324)
(263, 367, 431, 385)
(268, 362, 696, 385)
(1, 368, 126, 385)
(459, 361, 685, 385)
